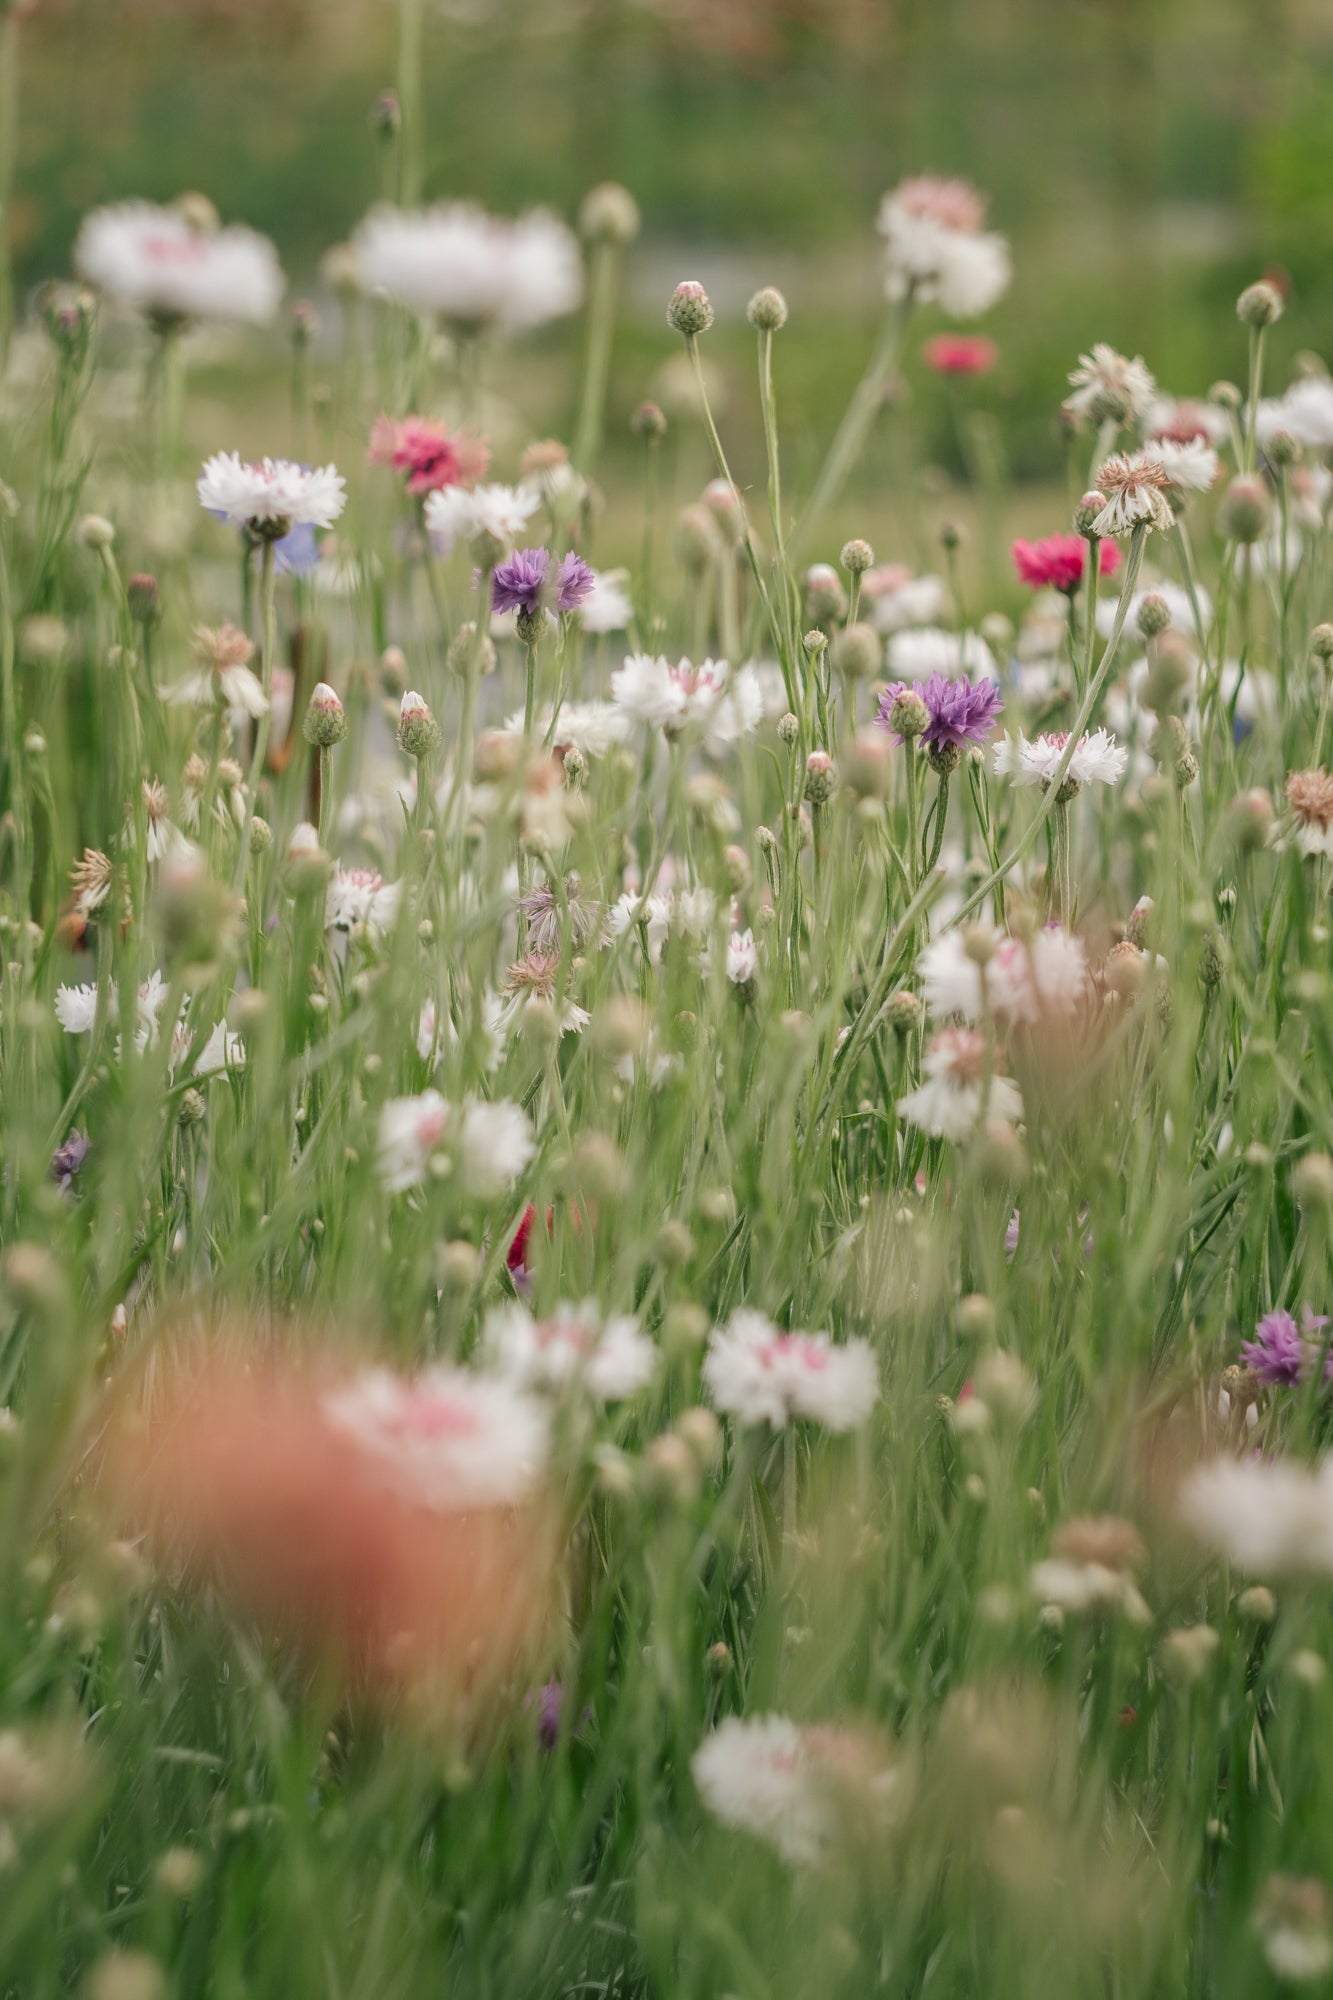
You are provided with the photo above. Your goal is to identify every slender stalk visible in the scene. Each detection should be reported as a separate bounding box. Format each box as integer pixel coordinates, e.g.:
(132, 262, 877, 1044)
(789, 295, 911, 564)
(235, 538, 278, 888)
(396, 0, 425, 208)
(572, 238, 621, 473)
(0, 10, 20, 370)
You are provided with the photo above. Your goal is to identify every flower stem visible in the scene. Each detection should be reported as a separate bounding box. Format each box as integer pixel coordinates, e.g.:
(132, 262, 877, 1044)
(572, 238, 622, 474)
(790, 294, 911, 564)
(396, 0, 425, 208)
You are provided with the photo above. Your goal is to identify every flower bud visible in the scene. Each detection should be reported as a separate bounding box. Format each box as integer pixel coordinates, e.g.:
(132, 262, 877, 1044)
(249, 815, 273, 855)
(804, 563, 847, 625)
(675, 503, 721, 572)
(832, 621, 881, 680)
(396, 689, 441, 759)
(840, 537, 875, 575)
(579, 181, 640, 245)
(1312, 623, 1333, 662)
(1208, 379, 1242, 409)
(777, 711, 800, 745)
(886, 988, 924, 1035)
(843, 728, 893, 799)
(378, 644, 407, 694)
(803, 751, 838, 804)
(1226, 788, 1273, 853)
(631, 401, 667, 441)
(1293, 1151, 1333, 1211)
(1267, 428, 1301, 467)
(666, 280, 713, 338)
(1236, 279, 1284, 328)
(1136, 592, 1172, 639)
(1074, 491, 1105, 536)
(1236, 1584, 1277, 1626)
(888, 688, 930, 739)
(303, 681, 347, 748)
(955, 1293, 996, 1342)
(1217, 474, 1272, 545)
(78, 513, 115, 550)
(938, 519, 963, 553)
(126, 573, 161, 626)
(447, 621, 496, 679)
(746, 286, 788, 332)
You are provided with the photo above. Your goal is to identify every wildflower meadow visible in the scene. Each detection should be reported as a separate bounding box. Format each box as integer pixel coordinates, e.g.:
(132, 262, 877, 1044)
(5, 6, 1333, 1995)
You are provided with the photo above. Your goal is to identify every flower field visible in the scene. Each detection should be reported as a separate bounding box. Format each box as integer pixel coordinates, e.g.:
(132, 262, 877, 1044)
(3, 13, 1333, 1995)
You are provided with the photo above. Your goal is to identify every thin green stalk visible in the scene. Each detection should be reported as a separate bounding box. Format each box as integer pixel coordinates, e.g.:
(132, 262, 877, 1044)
(572, 238, 622, 473)
(789, 294, 911, 563)
(396, 0, 425, 208)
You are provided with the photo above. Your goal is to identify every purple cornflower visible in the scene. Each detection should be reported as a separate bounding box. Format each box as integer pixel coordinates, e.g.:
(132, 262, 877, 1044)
(877, 670, 1003, 750)
(492, 547, 549, 616)
(523, 1678, 591, 1751)
(51, 1130, 89, 1191)
(554, 550, 594, 611)
(1241, 1305, 1331, 1385)
(491, 547, 596, 618)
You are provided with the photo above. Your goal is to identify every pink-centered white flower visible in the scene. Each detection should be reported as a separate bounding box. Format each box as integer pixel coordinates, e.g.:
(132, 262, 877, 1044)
(992, 728, 1128, 790)
(74, 199, 283, 326)
(482, 1300, 657, 1403)
(326, 865, 403, 936)
(321, 1366, 549, 1511)
(375, 1090, 533, 1196)
(875, 176, 1010, 318)
(1179, 1455, 1333, 1579)
(1152, 436, 1220, 496)
(897, 1027, 1023, 1140)
(1063, 344, 1156, 427)
(351, 203, 582, 333)
(423, 481, 541, 554)
(610, 653, 731, 736)
(197, 454, 346, 532)
(163, 621, 267, 717)
(691, 1713, 902, 1867)
(703, 1309, 879, 1432)
(917, 926, 1092, 1029)
(55, 970, 167, 1044)
(726, 928, 759, 985)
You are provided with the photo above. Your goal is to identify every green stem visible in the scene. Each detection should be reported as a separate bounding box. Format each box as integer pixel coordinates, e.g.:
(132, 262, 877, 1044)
(396, 0, 425, 208)
(235, 538, 277, 889)
(0, 11, 20, 371)
(572, 238, 621, 473)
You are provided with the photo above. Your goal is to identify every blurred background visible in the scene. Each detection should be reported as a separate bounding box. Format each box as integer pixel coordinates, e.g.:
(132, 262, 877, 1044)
(11, 0, 1333, 529)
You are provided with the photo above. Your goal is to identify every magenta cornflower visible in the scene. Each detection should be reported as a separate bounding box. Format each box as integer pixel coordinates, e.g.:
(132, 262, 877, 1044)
(1011, 534, 1121, 593)
(877, 670, 1003, 749)
(368, 415, 488, 496)
(923, 333, 997, 378)
(491, 547, 595, 617)
(1241, 1306, 1332, 1385)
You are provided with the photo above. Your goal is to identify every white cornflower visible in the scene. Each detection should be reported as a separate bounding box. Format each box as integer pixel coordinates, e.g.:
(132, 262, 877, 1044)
(326, 865, 403, 936)
(876, 176, 1010, 319)
(1179, 1455, 1333, 1579)
(706, 664, 766, 750)
(376, 1089, 451, 1193)
(703, 1309, 879, 1432)
(988, 929, 1092, 1027)
(610, 653, 730, 736)
(1153, 436, 1220, 495)
(916, 928, 989, 1021)
(458, 1097, 535, 1197)
(55, 971, 167, 1045)
(74, 199, 283, 326)
(1091, 450, 1176, 537)
(500, 699, 633, 759)
(321, 1366, 549, 1511)
(691, 1714, 901, 1868)
(1063, 344, 1157, 426)
(495, 952, 591, 1041)
(481, 1300, 657, 1403)
(992, 728, 1128, 790)
(897, 1027, 1023, 1140)
(884, 626, 997, 681)
(868, 569, 948, 633)
(607, 890, 672, 963)
(578, 569, 634, 634)
(1254, 377, 1333, 452)
(179, 1020, 246, 1077)
(197, 454, 346, 532)
(1145, 394, 1230, 448)
(350, 203, 582, 333)
(725, 928, 758, 985)
(424, 481, 541, 554)
(1286, 771, 1333, 858)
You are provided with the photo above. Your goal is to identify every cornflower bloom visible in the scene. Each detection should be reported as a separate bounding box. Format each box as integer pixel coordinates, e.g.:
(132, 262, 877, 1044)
(368, 415, 488, 496)
(1091, 451, 1176, 537)
(1011, 534, 1120, 593)
(876, 176, 1010, 317)
(923, 333, 997, 376)
(876, 670, 1003, 751)
(491, 547, 594, 618)
(1241, 1307, 1331, 1386)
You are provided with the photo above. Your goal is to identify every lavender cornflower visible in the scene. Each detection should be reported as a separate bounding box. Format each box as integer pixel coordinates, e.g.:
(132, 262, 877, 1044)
(51, 1131, 90, 1192)
(877, 670, 1003, 751)
(491, 548, 595, 618)
(1241, 1307, 1331, 1386)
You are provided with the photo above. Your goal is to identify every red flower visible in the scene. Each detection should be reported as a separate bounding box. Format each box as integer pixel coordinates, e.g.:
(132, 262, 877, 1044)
(369, 415, 489, 496)
(923, 334, 998, 378)
(1011, 534, 1121, 593)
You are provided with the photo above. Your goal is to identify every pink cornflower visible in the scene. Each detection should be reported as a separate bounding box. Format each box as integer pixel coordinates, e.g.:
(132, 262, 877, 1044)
(369, 415, 489, 496)
(1011, 534, 1121, 593)
(923, 333, 997, 377)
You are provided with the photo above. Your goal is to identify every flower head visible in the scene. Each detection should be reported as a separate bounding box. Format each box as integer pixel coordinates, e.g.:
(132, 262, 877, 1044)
(923, 332, 997, 376)
(424, 482, 541, 555)
(1286, 769, 1333, 857)
(897, 1027, 1023, 1140)
(197, 454, 346, 535)
(482, 1300, 656, 1403)
(703, 1310, 879, 1432)
(877, 670, 1002, 750)
(321, 1366, 549, 1511)
(1011, 534, 1120, 593)
(74, 199, 283, 326)
(610, 654, 731, 738)
(1091, 450, 1175, 537)
(1063, 345, 1156, 427)
(691, 1713, 901, 1868)
(351, 203, 582, 333)
(1241, 1306, 1331, 1386)
(877, 176, 1010, 318)
(992, 728, 1128, 792)
(368, 415, 488, 496)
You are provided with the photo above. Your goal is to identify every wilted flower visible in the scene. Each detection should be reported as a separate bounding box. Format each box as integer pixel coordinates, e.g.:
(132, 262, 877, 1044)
(164, 621, 267, 716)
(1091, 451, 1175, 537)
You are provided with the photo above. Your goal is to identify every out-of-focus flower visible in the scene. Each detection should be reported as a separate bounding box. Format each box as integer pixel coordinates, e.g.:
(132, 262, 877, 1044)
(1286, 770, 1333, 858)
(163, 622, 267, 717)
(992, 729, 1128, 791)
(51, 1131, 90, 1191)
(1030, 1515, 1151, 1622)
(1152, 436, 1220, 496)
(1011, 534, 1120, 593)
(883, 627, 997, 682)
(703, 1309, 879, 1431)
(877, 176, 1010, 318)
(376, 1090, 533, 1196)
(368, 415, 488, 496)
(692, 1713, 902, 1866)
(1241, 1306, 1331, 1386)
(1255, 1875, 1333, 1984)
(424, 482, 541, 555)
(897, 1028, 1023, 1140)
(74, 199, 283, 326)
(482, 1300, 656, 1402)
(326, 865, 402, 936)
(1063, 345, 1156, 427)
(923, 332, 997, 376)
(1255, 377, 1333, 452)
(351, 203, 582, 333)
(611, 653, 731, 737)
(1179, 1455, 1333, 1578)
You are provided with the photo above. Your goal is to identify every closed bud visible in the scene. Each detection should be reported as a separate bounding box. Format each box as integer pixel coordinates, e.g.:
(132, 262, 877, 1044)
(804, 563, 847, 625)
(1236, 279, 1284, 328)
(372, 89, 400, 136)
(1236, 1584, 1277, 1626)
(777, 711, 800, 745)
(1136, 592, 1172, 639)
(630, 400, 667, 441)
(832, 621, 881, 680)
(248, 815, 273, 854)
(927, 740, 962, 779)
(888, 688, 930, 739)
(938, 519, 963, 552)
(666, 280, 713, 338)
(1160, 1623, 1220, 1685)
(1267, 428, 1301, 467)
(1208, 379, 1242, 409)
(1293, 1151, 1333, 1211)
(78, 513, 115, 550)
(303, 681, 347, 748)
(447, 621, 496, 679)
(1227, 788, 1273, 852)
(1217, 474, 1272, 545)
(746, 285, 788, 332)
(885, 988, 924, 1035)
(675, 502, 720, 572)
(722, 843, 751, 893)
(955, 1293, 996, 1342)
(840, 537, 875, 575)
(803, 751, 838, 804)
(1312, 623, 1333, 662)
(1074, 491, 1105, 536)
(396, 689, 440, 758)
(126, 573, 161, 626)
(654, 1219, 696, 1267)
(579, 181, 640, 245)
(378, 644, 407, 693)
